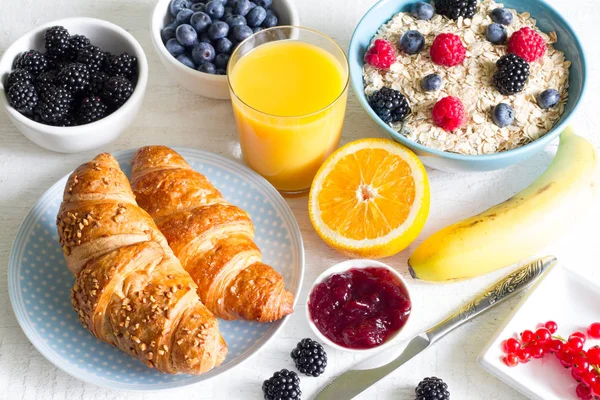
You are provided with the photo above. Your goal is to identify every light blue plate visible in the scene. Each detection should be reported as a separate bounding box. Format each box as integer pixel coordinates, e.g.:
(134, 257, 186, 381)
(8, 148, 304, 391)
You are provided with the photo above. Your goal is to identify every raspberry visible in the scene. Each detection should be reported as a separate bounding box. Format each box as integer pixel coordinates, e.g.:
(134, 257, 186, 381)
(432, 96, 466, 131)
(508, 27, 546, 62)
(365, 39, 396, 69)
(430, 33, 466, 67)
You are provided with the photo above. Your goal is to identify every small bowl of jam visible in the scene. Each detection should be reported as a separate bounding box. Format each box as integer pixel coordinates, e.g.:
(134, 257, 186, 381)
(306, 259, 412, 352)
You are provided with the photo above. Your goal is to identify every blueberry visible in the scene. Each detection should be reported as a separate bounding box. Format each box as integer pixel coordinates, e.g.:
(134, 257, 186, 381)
(537, 89, 560, 109)
(214, 53, 230, 68)
(399, 30, 425, 55)
(166, 38, 186, 56)
(492, 103, 515, 127)
(491, 8, 513, 25)
(198, 62, 217, 74)
(226, 0, 236, 5)
(190, 12, 212, 33)
(205, 1, 225, 19)
(216, 68, 226, 75)
(246, 6, 266, 27)
(169, 0, 191, 17)
(223, 6, 234, 17)
(161, 26, 176, 43)
(190, 2, 205, 12)
(248, 1, 257, 10)
(421, 73, 443, 91)
(225, 14, 247, 27)
(191, 42, 216, 64)
(199, 32, 212, 43)
(214, 37, 234, 54)
(255, 0, 271, 7)
(486, 23, 507, 45)
(262, 10, 278, 28)
(411, 2, 435, 20)
(176, 53, 196, 69)
(176, 8, 195, 25)
(233, 0, 252, 16)
(231, 25, 253, 42)
(176, 24, 199, 46)
(208, 21, 230, 40)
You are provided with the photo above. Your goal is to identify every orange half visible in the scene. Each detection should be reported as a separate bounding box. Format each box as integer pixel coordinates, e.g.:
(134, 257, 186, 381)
(309, 138, 430, 258)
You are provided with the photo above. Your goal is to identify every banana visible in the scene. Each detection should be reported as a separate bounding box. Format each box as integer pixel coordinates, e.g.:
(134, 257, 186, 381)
(408, 127, 598, 282)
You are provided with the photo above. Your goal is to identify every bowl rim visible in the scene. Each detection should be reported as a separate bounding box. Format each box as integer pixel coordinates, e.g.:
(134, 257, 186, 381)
(0, 17, 149, 137)
(305, 259, 412, 353)
(348, 0, 589, 162)
(150, 0, 301, 80)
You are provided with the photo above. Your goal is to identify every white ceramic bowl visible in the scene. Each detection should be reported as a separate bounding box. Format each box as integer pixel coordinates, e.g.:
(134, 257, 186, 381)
(0, 18, 148, 153)
(150, 0, 300, 99)
(306, 259, 412, 353)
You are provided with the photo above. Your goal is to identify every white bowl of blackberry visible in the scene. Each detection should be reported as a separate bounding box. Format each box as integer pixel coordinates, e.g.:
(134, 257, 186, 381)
(0, 18, 148, 153)
(151, 0, 299, 99)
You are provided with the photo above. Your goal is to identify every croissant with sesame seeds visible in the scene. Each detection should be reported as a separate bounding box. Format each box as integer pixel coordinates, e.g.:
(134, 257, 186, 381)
(56, 153, 227, 374)
(130, 146, 294, 322)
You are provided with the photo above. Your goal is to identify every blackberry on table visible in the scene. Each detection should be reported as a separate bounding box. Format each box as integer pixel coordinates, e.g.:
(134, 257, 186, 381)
(6, 69, 34, 90)
(44, 26, 70, 56)
(36, 86, 74, 123)
(87, 71, 110, 95)
(368, 87, 411, 124)
(102, 76, 134, 108)
(14, 50, 49, 77)
(493, 53, 530, 95)
(77, 95, 108, 125)
(57, 63, 90, 93)
(68, 34, 91, 60)
(7, 83, 38, 115)
(76, 46, 107, 73)
(290, 338, 327, 377)
(416, 377, 450, 400)
(262, 369, 301, 400)
(104, 52, 137, 79)
(434, 0, 478, 20)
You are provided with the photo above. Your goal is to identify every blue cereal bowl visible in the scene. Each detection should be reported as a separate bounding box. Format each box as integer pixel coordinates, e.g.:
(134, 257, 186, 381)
(349, 0, 587, 172)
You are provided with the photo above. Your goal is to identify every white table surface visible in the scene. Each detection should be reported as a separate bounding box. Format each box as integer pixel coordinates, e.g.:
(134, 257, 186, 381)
(0, 1, 599, 399)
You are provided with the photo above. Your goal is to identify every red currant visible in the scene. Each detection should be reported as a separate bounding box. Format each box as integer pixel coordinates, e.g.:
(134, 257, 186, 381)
(545, 321, 558, 334)
(588, 323, 600, 339)
(521, 330, 534, 343)
(571, 332, 587, 343)
(592, 382, 600, 396)
(535, 328, 552, 343)
(504, 354, 519, 367)
(584, 370, 600, 387)
(573, 356, 591, 374)
(560, 351, 576, 368)
(572, 367, 584, 382)
(530, 344, 545, 359)
(547, 339, 564, 354)
(568, 338, 586, 352)
(587, 347, 600, 365)
(504, 338, 521, 354)
(577, 383, 593, 399)
(517, 348, 532, 363)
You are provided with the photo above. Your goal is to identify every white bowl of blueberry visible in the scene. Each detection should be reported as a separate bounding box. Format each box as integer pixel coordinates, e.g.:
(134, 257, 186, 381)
(151, 0, 299, 99)
(0, 18, 148, 153)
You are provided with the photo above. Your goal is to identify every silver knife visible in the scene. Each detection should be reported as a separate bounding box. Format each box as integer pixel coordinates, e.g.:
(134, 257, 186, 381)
(314, 255, 557, 400)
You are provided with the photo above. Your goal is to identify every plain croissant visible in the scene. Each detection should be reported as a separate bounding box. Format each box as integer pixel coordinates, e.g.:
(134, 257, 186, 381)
(130, 146, 294, 322)
(56, 153, 227, 374)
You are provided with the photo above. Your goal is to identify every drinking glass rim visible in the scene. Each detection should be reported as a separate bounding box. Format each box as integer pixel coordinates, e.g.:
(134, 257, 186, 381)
(227, 25, 350, 119)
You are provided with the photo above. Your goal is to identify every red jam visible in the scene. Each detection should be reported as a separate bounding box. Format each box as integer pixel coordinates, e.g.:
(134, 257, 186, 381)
(308, 267, 411, 350)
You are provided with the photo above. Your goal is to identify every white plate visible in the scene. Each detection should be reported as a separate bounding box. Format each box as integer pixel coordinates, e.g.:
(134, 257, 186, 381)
(8, 148, 304, 390)
(478, 265, 600, 400)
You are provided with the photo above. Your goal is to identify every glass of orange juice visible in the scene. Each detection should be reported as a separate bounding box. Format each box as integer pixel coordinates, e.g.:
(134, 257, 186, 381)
(227, 26, 349, 195)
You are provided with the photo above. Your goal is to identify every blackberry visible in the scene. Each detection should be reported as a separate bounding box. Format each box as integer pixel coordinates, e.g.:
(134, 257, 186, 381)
(52, 114, 77, 127)
(416, 377, 450, 400)
(76, 46, 107, 73)
(104, 52, 137, 79)
(35, 70, 59, 95)
(14, 50, 49, 77)
(77, 95, 108, 124)
(7, 83, 38, 115)
(262, 369, 301, 400)
(87, 71, 110, 95)
(68, 34, 91, 60)
(57, 63, 90, 93)
(6, 69, 34, 90)
(46, 53, 70, 71)
(493, 54, 530, 95)
(36, 86, 74, 123)
(368, 87, 411, 124)
(44, 26, 70, 56)
(434, 0, 478, 20)
(102, 76, 134, 108)
(290, 338, 327, 377)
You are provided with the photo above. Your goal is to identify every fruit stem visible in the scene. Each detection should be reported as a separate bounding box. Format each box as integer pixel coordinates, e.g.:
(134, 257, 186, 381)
(553, 334, 567, 342)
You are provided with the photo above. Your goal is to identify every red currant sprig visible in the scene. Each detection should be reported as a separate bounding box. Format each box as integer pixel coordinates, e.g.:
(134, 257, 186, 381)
(501, 322, 600, 399)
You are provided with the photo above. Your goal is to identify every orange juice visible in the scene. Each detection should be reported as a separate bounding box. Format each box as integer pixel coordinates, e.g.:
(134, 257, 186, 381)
(229, 38, 348, 193)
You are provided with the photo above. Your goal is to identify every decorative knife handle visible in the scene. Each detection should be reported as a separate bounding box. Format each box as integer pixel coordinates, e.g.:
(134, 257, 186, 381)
(425, 256, 557, 344)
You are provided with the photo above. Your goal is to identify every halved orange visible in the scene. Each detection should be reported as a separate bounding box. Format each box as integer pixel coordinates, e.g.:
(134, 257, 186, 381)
(309, 138, 430, 258)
